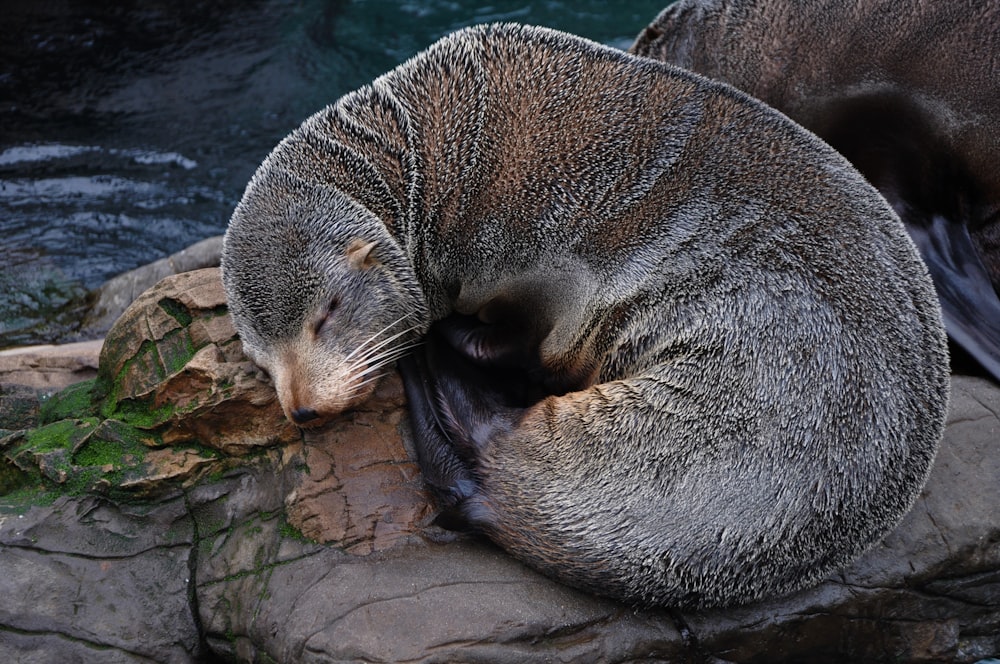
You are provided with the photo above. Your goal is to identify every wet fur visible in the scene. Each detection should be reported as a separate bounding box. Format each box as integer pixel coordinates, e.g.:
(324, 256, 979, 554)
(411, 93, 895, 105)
(631, 0, 1000, 380)
(222, 24, 949, 609)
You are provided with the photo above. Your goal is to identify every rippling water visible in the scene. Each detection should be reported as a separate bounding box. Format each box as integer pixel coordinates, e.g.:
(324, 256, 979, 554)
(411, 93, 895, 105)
(0, 0, 669, 346)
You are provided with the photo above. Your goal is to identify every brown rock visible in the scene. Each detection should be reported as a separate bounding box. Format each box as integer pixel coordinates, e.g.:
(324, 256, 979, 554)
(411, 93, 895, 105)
(95, 267, 300, 454)
(285, 372, 435, 553)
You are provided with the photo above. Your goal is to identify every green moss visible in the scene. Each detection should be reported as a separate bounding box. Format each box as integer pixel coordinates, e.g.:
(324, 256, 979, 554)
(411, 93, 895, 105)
(0, 482, 59, 513)
(38, 379, 98, 425)
(21, 418, 100, 455)
(70, 419, 152, 492)
(74, 436, 144, 469)
(157, 297, 193, 327)
(156, 328, 197, 377)
(95, 418, 158, 448)
(97, 329, 200, 421)
(2, 415, 167, 497)
(96, 338, 161, 418)
(0, 455, 31, 495)
(111, 397, 176, 430)
(278, 517, 314, 544)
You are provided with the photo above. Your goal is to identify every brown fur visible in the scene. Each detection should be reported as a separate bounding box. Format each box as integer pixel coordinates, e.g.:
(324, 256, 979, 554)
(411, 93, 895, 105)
(222, 24, 949, 608)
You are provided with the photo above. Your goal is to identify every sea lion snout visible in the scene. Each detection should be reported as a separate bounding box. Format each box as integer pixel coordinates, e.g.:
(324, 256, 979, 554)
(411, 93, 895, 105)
(267, 342, 367, 429)
(290, 406, 320, 425)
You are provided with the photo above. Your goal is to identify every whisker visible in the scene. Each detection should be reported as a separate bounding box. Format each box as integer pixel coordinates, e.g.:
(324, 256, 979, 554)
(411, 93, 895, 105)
(350, 324, 421, 366)
(352, 332, 422, 367)
(343, 312, 415, 362)
(349, 341, 423, 379)
(341, 356, 412, 400)
(343, 372, 389, 397)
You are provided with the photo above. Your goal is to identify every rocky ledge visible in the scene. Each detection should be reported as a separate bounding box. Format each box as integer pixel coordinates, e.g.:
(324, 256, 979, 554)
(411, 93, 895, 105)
(1, 268, 998, 663)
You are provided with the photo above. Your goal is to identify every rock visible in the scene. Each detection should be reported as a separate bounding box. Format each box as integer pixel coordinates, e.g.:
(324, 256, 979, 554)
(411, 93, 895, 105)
(81, 235, 223, 337)
(1, 265, 998, 662)
(0, 339, 102, 392)
(1, 268, 301, 500)
(93, 267, 299, 455)
(0, 493, 203, 663)
(0, 384, 43, 432)
(284, 372, 434, 553)
(190, 375, 1000, 663)
(684, 374, 1000, 663)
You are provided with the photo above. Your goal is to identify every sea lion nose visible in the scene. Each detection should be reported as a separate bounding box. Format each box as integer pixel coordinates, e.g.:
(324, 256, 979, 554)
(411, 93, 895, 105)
(290, 407, 320, 425)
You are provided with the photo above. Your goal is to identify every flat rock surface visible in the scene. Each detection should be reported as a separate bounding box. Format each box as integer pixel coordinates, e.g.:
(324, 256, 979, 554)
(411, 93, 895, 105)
(0, 339, 103, 392)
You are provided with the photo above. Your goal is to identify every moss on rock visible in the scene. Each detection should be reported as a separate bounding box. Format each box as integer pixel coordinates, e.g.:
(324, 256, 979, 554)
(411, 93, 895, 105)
(2, 269, 300, 504)
(39, 378, 97, 425)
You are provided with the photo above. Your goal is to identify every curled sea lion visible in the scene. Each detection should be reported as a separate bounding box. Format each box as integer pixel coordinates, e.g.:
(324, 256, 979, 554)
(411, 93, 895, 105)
(221, 23, 949, 609)
(631, 0, 1000, 380)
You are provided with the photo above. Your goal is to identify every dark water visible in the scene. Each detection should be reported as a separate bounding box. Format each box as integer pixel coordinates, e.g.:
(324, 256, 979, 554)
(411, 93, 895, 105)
(0, 0, 669, 347)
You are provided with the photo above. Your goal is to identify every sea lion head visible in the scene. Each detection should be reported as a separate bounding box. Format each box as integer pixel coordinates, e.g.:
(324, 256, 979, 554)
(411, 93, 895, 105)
(221, 160, 425, 429)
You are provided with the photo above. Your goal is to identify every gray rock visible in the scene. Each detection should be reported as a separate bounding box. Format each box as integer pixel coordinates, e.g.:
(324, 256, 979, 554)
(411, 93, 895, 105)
(0, 493, 201, 662)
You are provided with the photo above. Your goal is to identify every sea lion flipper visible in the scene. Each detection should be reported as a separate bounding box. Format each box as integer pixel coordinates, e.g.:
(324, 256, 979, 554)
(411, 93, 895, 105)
(909, 215, 1000, 381)
(422, 325, 522, 451)
(436, 310, 544, 371)
(397, 352, 478, 520)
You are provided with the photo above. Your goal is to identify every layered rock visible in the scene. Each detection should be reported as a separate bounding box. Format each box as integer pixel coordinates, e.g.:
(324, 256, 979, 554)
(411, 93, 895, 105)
(0, 340, 102, 392)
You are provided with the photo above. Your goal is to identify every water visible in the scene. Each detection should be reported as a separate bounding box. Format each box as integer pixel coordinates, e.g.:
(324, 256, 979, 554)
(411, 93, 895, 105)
(0, 0, 669, 347)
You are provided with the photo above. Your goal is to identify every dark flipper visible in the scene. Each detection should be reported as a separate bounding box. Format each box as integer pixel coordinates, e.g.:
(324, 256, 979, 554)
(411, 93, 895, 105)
(397, 351, 477, 527)
(907, 215, 1000, 382)
(399, 316, 543, 529)
(435, 312, 537, 368)
(422, 324, 524, 453)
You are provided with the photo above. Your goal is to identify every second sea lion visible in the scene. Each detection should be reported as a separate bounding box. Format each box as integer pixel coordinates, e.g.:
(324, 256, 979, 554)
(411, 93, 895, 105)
(221, 23, 949, 609)
(631, 0, 1000, 380)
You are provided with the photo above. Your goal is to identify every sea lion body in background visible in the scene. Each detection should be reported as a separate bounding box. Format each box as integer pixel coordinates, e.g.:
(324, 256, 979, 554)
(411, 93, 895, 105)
(631, 0, 1000, 380)
(221, 24, 949, 609)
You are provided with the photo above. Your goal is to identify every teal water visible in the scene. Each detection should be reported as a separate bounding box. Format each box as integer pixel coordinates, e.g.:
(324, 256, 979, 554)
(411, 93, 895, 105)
(0, 0, 670, 346)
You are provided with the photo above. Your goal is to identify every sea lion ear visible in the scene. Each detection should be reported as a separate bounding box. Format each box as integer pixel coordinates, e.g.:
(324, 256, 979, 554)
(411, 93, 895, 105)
(345, 238, 379, 270)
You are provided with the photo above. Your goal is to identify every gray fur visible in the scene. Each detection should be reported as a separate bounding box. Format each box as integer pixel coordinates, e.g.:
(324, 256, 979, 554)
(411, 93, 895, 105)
(222, 23, 949, 608)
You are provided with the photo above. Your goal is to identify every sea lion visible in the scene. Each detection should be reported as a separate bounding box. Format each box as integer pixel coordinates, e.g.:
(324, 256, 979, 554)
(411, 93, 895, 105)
(630, 0, 1000, 381)
(221, 23, 950, 609)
